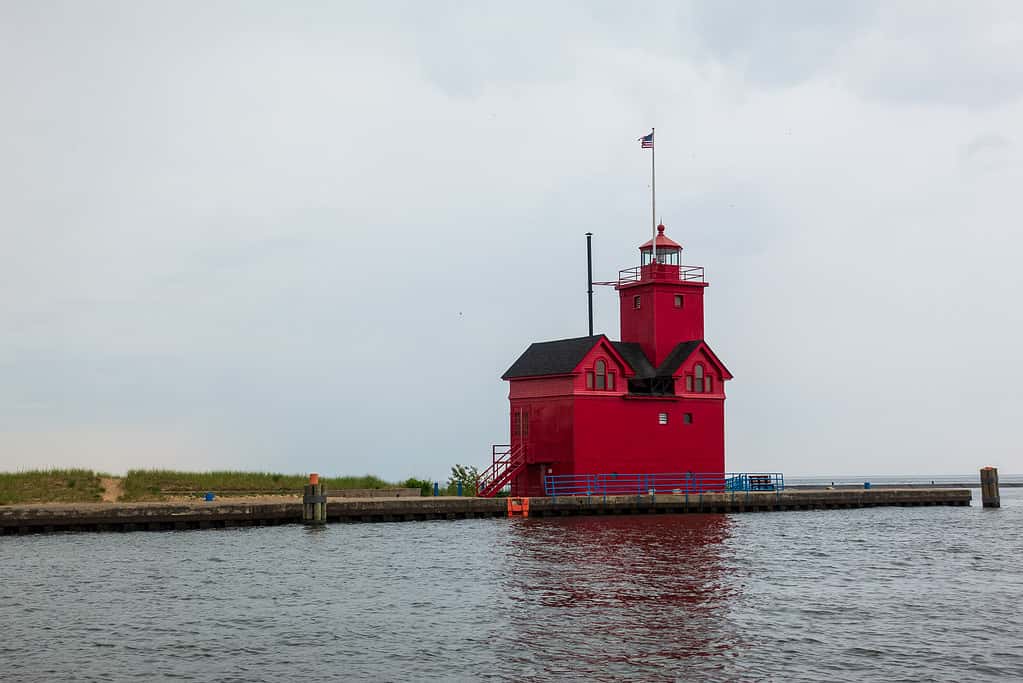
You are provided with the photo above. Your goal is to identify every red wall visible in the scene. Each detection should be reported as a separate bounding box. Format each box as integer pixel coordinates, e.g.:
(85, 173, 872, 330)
(619, 281, 707, 366)
(571, 395, 724, 476)
(508, 395, 572, 497)
(509, 376, 574, 399)
(507, 393, 725, 496)
(510, 396, 574, 465)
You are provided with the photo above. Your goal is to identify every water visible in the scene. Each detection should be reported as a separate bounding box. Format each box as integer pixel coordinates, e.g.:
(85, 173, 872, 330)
(787, 473, 1023, 486)
(1, 489, 1021, 682)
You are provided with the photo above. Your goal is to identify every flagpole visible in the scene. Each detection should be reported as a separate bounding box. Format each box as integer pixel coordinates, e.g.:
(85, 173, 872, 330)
(651, 128, 656, 263)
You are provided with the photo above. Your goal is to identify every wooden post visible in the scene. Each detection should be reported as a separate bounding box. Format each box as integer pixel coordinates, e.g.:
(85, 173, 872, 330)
(303, 473, 327, 524)
(980, 467, 1000, 508)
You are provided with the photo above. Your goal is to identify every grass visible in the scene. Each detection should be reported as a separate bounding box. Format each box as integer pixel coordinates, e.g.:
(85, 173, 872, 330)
(120, 470, 397, 501)
(0, 469, 104, 505)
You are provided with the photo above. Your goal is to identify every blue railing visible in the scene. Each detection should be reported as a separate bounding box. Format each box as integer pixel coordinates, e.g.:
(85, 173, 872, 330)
(543, 472, 785, 497)
(724, 472, 785, 492)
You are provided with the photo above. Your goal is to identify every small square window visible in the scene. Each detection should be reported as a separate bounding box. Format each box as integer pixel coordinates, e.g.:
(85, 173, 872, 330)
(683, 413, 693, 425)
(658, 412, 668, 425)
(674, 294, 684, 309)
(633, 295, 641, 309)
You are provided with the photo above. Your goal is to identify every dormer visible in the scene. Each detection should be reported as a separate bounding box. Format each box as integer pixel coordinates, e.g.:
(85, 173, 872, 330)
(664, 342, 733, 398)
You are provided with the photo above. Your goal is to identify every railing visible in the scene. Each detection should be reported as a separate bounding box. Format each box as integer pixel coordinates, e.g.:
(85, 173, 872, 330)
(478, 444, 526, 498)
(543, 472, 785, 497)
(616, 263, 705, 286)
(725, 473, 785, 492)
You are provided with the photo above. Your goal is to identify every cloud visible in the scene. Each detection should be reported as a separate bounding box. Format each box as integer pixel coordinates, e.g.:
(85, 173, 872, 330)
(959, 132, 1014, 173)
(2, 1, 1023, 479)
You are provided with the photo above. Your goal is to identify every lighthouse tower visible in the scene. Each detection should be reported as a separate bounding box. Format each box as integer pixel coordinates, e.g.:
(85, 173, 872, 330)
(618, 224, 707, 367)
(481, 223, 732, 498)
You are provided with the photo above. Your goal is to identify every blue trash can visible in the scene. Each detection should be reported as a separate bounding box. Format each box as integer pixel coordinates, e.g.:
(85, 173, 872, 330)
(863, 482, 871, 490)
(204, 491, 215, 501)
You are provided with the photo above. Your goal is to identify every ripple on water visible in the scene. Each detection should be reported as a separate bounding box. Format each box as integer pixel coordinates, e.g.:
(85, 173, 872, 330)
(1, 492, 1022, 681)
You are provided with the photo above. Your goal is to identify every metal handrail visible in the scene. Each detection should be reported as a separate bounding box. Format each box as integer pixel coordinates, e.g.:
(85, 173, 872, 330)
(478, 444, 526, 497)
(616, 264, 705, 286)
(543, 472, 784, 497)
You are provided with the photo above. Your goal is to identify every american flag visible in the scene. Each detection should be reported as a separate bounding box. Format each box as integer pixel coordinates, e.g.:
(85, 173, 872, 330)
(639, 131, 654, 148)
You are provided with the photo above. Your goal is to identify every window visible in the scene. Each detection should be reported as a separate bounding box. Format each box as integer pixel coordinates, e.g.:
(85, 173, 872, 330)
(706, 377, 713, 393)
(587, 359, 616, 392)
(694, 363, 705, 393)
(633, 295, 641, 309)
(674, 294, 684, 309)
(512, 409, 529, 438)
(685, 375, 693, 392)
(683, 413, 693, 424)
(511, 411, 527, 437)
(658, 412, 668, 425)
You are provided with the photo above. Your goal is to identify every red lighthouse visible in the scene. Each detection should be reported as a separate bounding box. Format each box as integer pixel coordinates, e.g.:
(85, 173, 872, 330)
(479, 224, 732, 498)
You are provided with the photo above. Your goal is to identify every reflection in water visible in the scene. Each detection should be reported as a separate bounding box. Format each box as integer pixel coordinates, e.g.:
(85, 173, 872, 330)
(499, 514, 745, 677)
(4, 495, 1021, 681)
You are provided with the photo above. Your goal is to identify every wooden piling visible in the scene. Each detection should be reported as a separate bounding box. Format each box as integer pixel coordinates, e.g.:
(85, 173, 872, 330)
(303, 473, 327, 524)
(980, 467, 1000, 508)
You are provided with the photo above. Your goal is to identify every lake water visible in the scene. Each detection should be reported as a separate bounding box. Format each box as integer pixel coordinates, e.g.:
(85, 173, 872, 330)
(1, 488, 1021, 681)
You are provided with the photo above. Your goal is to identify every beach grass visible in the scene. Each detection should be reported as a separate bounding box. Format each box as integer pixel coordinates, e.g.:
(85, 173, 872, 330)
(120, 469, 395, 501)
(0, 469, 104, 505)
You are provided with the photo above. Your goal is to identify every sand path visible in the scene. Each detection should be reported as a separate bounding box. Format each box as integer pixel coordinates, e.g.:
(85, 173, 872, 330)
(100, 477, 124, 503)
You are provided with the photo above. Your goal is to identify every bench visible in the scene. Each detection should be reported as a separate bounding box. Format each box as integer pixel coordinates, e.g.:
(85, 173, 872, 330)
(749, 475, 775, 491)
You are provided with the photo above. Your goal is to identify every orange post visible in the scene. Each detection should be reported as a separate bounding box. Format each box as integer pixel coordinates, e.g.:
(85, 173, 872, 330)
(304, 474, 325, 524)
(507, 497, 530, 518)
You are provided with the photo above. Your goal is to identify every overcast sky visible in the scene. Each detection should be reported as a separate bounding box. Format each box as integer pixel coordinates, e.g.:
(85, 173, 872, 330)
(2, 1, 1021, 480)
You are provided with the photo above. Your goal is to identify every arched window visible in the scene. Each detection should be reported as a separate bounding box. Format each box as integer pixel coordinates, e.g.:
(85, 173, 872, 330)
(595, 360, 607, 390)
(694, 363, 704, 393)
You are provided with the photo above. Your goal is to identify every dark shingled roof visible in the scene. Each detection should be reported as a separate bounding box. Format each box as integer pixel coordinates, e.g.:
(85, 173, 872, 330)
(611, 342, 656, 379)
(502, 335, 721, 382)
(502, 335, 604, 380)
(656, 340, 704, 376)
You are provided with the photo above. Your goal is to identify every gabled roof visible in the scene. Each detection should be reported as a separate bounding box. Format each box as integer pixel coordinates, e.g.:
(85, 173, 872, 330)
(612, 342, 656, 379)
(502, 335, 603, 380)
(657, 339, 734, 380)
(502, 335, 732, 382)
(656, 340, 703, 376)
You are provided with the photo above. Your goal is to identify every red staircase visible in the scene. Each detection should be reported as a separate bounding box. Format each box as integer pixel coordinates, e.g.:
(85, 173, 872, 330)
(478, 444, 526, 498)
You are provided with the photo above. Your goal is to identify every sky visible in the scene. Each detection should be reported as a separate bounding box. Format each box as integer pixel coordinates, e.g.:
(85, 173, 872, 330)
(2, 1, 1022, 480)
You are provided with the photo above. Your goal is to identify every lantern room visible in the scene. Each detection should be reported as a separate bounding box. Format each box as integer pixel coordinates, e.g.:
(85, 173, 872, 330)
(639, 224, 682, 266)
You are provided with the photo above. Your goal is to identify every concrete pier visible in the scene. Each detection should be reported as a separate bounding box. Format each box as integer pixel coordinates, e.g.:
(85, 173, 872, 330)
(0, 488, 972, 535)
